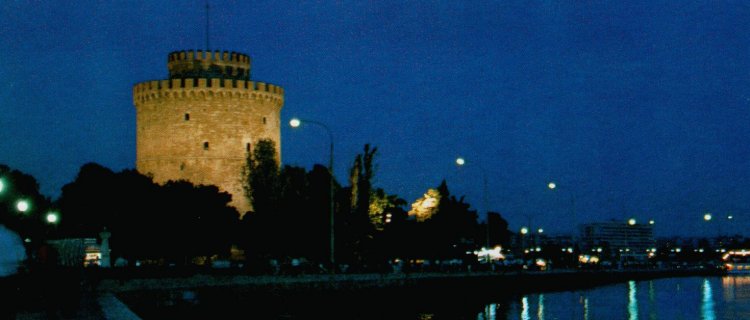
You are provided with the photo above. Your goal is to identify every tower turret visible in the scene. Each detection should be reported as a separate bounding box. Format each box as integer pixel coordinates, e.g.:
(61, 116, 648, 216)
(134, 50, 284, 215)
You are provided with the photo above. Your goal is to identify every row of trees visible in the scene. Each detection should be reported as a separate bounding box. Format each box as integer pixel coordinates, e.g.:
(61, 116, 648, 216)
(0, 140, 511, 269)
(243, 140, 511, 269)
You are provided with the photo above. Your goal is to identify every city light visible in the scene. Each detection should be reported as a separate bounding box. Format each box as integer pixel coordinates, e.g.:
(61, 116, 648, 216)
(649, 220, 655, 225)
(728, 215, 734, 220)
(538, 228, 544, 234)
(704, 213, 712, 221)
(455, 157, 465, 166)
(46, 212, 59, 224)
(547, 182, 556, 190)
(520, 227, 529, 235)
(289, 118, 301, 128)
(628, 218, 636, 226)
(16, 200, 29, 213)
(0, 179, 4, 193)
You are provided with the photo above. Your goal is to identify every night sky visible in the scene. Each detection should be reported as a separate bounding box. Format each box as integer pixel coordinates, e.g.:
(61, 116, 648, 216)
(1, 1, 749, 237)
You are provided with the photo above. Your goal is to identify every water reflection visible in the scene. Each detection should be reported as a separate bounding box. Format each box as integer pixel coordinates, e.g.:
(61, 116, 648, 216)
(521, 296, 530, 320)
(628, 280, 638, 320)
(537, 294, 544, 320)
(648, 281, 656, 320)
(703, 278, 716, 320)
(129, 276, 750, 319)
(583, 296, 589, 320)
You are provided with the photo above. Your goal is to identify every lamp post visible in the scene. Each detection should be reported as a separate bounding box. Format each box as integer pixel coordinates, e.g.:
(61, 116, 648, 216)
(290, 118, 335, 271)
(455, 157, 490, 250)
(547, 181, 577, 235)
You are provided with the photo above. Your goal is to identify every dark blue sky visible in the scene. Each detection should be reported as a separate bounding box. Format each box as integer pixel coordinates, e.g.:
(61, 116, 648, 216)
(1, 1, 749, 237)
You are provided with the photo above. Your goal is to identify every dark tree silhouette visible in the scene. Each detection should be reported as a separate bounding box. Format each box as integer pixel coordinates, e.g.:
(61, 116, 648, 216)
(0, 164, 51, 245)
(57, 164, 239, 265)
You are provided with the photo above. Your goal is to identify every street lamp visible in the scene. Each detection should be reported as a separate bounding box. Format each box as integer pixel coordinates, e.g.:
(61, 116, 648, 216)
(455, 157, 490, 250)
(547, 181, 577, 234)
(16, 199, 30, 213)
(704, 213, 712, 221)
(0, 179, 5, 194)
(290, 118, 336, 271)
(46, 212, 59, 224)
(628, 218, 636, 226)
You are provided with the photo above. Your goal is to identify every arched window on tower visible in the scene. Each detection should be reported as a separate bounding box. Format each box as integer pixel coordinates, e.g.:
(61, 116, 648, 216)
(185, 113, 190, 121)
(203, 142, 209, 150)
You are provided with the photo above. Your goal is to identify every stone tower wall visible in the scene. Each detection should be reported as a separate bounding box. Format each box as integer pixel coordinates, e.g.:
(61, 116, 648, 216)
(133, 73, 284, 215)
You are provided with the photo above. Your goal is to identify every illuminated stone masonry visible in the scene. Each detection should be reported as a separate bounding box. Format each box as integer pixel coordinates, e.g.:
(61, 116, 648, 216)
(133, 50, 284, 215)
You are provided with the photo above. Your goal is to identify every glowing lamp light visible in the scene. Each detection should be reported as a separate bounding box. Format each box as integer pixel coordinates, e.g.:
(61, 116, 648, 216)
(547, 182, 556, 190)
(520, 227, 529, 235)
(537, 228, 544, 234)
(455, 157, 465, 166)
(0, 179, 4, 193)
(628, 218, 636, 226)
(649, 220, 655, 225)
(16, 200, 30, 213)
(289, 118, 301, 128)
(704, 213, 712, 221)
(728, 215, 734, 220)
(46, 212, 59, 224)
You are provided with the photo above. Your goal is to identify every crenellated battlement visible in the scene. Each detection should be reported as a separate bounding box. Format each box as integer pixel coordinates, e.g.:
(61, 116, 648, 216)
(167, 50, 252, 80)
(133, 78, 284, 106)
(168, 50, 250, 64)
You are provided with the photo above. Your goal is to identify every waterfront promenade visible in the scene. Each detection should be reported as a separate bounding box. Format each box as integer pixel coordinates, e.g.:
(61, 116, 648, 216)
(12, 267, 725, 319)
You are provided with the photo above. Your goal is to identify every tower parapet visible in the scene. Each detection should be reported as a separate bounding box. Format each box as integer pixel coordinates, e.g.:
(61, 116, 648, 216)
(134, 50, 283, 215)
(168, 50, 252, 80)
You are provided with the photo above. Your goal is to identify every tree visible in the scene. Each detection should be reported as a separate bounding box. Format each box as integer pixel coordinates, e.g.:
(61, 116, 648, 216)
(0, 164, 51, 244)
(57, 163, 118, 238)
(240, 139, 282, 260)
(486, 211, 511, 248)
(416, 180, 479, 260)
(58, 164, 239, 264)
(345, 144, 378, 265)
(244, 139, 280, 216)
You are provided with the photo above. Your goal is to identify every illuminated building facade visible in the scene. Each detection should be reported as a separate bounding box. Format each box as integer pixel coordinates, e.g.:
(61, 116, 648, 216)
(133, 50, 284, 215)
(580, 221, 655, 260)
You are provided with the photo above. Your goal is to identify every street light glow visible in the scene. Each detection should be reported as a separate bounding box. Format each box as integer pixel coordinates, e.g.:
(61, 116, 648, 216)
(289, 118, 301, 128)
(0, 179, 4, 193)
(538, 228, 544, 234)
(649, 220, 655, 225)
(520, 227, 529, 235)
(704, 213, 712, 221)
(728, 215, 733, 220)
(628, 218, 636, 226)
(455, 157, 465, 166)
(547, 182, 556, 190)
(46, 212, 59, 224)
(16, 200, 29, 213)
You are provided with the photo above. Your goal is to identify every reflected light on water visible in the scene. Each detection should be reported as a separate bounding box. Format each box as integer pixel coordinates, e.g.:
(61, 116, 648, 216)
(479, 303, 496, 320)
(538, 294, 544, 320)
(723, 276, 750, 302)
(648, 281, 657, 320)
(628, 281, 638, 320)
(521, 296, 530, 320)
(583, 297, 589, 320)
(702, 278, 716, 320)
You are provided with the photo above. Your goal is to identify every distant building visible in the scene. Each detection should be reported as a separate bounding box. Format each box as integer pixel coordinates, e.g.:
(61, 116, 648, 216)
(580, 221, 655, 261)
(133, 50, 284, 215)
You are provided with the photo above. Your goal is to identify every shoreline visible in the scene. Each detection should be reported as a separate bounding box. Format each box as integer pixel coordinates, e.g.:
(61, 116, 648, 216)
(100, 267, 725, 294)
